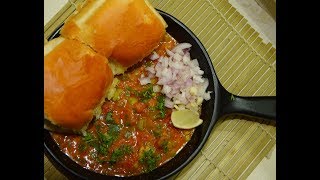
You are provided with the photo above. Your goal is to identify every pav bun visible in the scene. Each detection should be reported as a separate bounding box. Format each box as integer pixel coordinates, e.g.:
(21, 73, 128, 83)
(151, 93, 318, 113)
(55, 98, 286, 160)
(44, 37, 114, 131)
(61, 0, 167, 68)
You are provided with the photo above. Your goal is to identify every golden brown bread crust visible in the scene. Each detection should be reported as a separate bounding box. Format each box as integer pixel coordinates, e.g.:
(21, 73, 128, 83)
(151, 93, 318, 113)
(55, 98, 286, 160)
(44, 37, 113, 130)
(61, 0, 166, 67)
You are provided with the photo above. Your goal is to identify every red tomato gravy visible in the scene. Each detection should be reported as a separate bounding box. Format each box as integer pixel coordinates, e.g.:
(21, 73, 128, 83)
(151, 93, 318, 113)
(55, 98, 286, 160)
(51, 34, 194, 176)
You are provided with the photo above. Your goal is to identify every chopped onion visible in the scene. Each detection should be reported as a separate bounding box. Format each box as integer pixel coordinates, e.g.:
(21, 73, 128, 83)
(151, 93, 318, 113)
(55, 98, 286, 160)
(203, 91, 212, 100)
(165, 98, 174, 108)
(153, 85, 161, 92)
(139, 76, 151, 85)
(140, 42, 212, 113)
(171, 43, 192, 54)
(165, 49, 175, 57)
(149, 51, 159, 60)
(173, 53, 182, 61)
(162, 85, 172, 94)
(191, 59, 199, 67)
(145, 66, 155, 74)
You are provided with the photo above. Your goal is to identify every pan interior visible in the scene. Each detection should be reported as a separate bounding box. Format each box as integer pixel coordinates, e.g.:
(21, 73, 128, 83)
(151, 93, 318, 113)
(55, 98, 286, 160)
(44, 10, 221, 179)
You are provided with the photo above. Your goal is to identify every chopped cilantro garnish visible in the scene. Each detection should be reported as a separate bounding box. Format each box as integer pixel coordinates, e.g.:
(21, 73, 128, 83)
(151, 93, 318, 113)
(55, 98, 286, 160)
(139, 148, 160, 172)
(78, 142, 87, 152)
(152, 124, 162, 138)
(97, 124, 120, 155)
(156, 95, 166, 118)
(145, 60, 153, 67)
(105, 112, 114, 123)
(109, 145, 133, 165)
(108, 124, 120, 136)
(160, 140, 169, 153)
(82, 124, 120, 156)
(83, 132, 95, 144)
(95, 124, 101, 131)
(126, 87, 140, 96)
(127, 85, 155, 102)
(140, 85, 154, 102)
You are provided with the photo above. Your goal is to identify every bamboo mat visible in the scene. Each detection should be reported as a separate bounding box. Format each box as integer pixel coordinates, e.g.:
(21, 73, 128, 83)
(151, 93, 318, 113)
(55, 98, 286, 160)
(44, 0, 276, 179)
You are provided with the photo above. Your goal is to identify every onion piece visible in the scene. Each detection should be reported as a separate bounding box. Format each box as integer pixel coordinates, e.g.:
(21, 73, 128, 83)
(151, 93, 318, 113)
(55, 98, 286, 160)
(149, 51, 159, 60)
(153, 85, 161, 92)
(165, 49, 175, 57)
(165, 98, 174, 108)
(171, 43, 192, 53)
(139, 77, 151, 85)
(145, 66, 155, 74)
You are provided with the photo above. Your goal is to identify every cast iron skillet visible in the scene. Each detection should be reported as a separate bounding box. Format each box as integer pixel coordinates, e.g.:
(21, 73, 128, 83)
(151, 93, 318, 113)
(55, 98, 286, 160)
(44, 10, 276, 180)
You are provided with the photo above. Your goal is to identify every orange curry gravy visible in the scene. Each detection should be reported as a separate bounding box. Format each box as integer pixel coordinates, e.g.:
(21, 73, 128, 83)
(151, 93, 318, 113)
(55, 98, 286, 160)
(51, 34, 194, 176)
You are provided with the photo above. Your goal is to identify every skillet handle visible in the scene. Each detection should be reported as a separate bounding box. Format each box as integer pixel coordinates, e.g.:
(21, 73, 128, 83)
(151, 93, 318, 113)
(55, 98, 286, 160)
(220, 89, 276, 121)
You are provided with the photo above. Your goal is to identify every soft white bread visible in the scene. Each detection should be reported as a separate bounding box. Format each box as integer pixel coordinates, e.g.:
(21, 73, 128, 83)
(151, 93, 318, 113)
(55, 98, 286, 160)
(61, 0, 167, 68)
(44, 37, 114, 131)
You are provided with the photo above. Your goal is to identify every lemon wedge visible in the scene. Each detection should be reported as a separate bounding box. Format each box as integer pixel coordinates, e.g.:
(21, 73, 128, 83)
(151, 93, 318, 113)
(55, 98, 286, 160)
(171, 109, 203, 129)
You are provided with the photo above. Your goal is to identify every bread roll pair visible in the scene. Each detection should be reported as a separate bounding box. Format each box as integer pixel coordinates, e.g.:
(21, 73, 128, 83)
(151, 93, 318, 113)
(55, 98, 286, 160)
(44, 0, 167, 132)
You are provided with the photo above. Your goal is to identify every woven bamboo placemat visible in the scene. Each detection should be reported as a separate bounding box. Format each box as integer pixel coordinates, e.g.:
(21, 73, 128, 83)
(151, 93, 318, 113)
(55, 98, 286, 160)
(44, 0, 276, 179)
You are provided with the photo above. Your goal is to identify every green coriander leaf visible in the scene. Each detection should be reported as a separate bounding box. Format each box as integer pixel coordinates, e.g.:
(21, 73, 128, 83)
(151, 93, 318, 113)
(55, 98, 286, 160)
(109, 145, 133, 165)
(139, 148, 160, 172)
(155, 95, 166, 118)
(83, 132, 95, 144)
(105, 112, 114, 124)
(160, 140, 169, 153)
